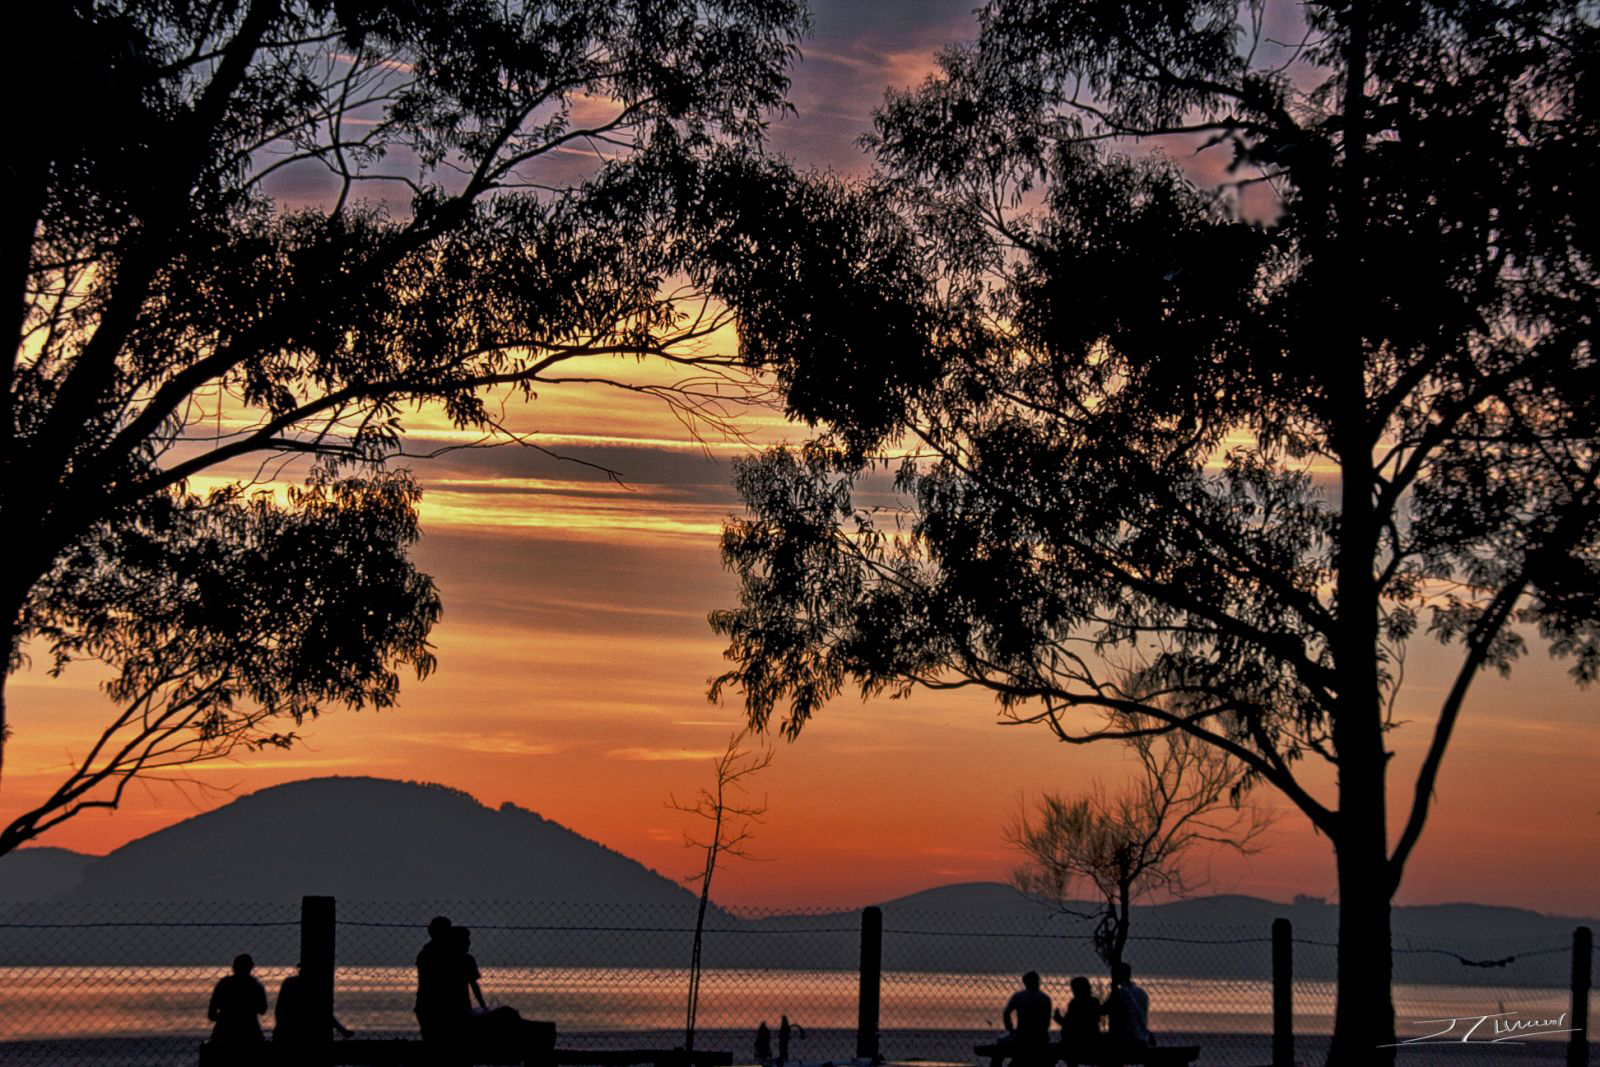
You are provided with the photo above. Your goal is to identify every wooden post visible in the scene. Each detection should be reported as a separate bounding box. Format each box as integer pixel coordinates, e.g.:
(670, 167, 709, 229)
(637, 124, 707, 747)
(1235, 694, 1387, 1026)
(857, 906, 882, 1063)
(1571, 926, 1592, 1067)
(1272, 917, 1293, 1067)
(301, 895, 337, 1067)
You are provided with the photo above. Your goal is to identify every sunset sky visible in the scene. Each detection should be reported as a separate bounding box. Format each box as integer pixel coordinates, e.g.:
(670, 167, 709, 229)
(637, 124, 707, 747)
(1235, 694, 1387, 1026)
(6, 0, 1596, 918)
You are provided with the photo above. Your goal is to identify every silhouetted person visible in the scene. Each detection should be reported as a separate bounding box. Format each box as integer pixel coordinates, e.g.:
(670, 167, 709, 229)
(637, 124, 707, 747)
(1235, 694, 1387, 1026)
(208, 953, 267, 1058)
(997, 971, 1051, 1067)
(274, 959, 353, 1055)
(1103, 962, 1151, 1063)
(452, 926, 488, 1014)
(755, 1021, 772, 1066)
(1052, 977, 1101, 1067)
(416, 915, 464, 1053)
(777, 1014, 803, 1066)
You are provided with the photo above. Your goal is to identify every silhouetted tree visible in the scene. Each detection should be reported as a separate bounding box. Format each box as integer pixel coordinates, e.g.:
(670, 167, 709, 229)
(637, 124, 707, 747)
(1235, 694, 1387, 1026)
(669, 730, 772, 1054)
(1011, 707, 1272, 976)
(710, 3, 1599, 1063)
(2, 0, 934, 853)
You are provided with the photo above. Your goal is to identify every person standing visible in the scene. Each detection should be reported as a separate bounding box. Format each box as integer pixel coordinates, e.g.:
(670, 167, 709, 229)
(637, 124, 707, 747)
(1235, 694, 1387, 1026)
(416, 915, 463, 1051)
(755, 1021, 773, 1066)
(452, 926, 489, 1015)
(777, 1014, 805, 1067)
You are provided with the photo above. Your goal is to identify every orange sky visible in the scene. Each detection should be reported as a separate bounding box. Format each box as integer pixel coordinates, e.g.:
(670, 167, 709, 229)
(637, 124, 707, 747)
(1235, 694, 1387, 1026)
(4, 1, 1596, 918)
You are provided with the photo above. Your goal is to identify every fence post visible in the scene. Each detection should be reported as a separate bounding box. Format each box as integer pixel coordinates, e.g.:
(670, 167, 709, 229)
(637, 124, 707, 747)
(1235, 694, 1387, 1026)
(1272, 917, 1293, 1067)
(1571, 926, 1592, 1067)
(302, 895, 337, 1067)
(857, 906, 882, 1063)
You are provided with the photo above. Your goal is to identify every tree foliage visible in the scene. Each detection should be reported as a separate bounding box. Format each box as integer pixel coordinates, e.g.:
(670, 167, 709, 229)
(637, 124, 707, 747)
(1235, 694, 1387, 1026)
(711, 2, 1598, 1062)
(2, 0, 931, 851)
(1, 473, 437, 853)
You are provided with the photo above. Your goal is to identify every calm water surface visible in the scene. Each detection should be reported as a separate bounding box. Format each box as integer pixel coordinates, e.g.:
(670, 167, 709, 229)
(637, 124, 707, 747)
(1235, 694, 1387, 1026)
(0, 966, 1582, 1043)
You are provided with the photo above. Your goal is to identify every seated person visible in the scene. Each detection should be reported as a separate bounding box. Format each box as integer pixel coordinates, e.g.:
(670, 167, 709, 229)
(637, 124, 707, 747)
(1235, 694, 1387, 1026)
(208, 953, 268, 1062)
(1103, 962, 1152, 1061)
(993, 971, 1052, 1067)
(274, 960, 353, 1054)
(1052, 977, 1102, 1067)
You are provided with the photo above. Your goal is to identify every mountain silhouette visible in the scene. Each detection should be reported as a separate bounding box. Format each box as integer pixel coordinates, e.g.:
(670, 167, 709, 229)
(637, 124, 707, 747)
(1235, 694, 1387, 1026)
(871, 882, 1596, 943)
(0, 846, 94, 901)
(63, 776, 698, 906)
(2, 779, 1588, 985)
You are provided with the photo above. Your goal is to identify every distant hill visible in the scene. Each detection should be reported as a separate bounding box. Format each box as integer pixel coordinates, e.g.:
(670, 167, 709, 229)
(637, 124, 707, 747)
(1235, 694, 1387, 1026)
(0, 846, 94, 901)
(1, 779, 1589, 986)
(871, 881, 1597, 943)
(2, 777, 709, 967)
(65, 776, 698, 907)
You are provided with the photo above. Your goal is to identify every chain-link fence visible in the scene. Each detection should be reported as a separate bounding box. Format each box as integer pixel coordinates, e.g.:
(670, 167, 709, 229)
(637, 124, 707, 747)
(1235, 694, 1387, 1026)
(1287, 928, 1585, 1067)
(0, 900, 301, 1065)
(1, 898, 1592, 1066)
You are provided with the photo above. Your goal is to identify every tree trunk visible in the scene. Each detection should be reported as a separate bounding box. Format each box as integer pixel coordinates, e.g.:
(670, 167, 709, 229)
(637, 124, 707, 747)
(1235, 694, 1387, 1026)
(1329, 844, 1395, 1065)
(1327, 761, 1396, 1066)
(686, 808, 722, 1054)
(1113, 877, 1130, 974)
(1324, 4, 1389, 1051)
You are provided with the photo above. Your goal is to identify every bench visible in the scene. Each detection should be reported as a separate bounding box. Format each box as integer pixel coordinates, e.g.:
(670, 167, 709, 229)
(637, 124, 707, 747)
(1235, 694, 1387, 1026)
(200, 1035, 735, 1067)
(973, 1042, 1200, 1067)
(552, 1051, 733, 1067)
(200, 1020, 557, 1066)
(199, 1039, 545, 1066)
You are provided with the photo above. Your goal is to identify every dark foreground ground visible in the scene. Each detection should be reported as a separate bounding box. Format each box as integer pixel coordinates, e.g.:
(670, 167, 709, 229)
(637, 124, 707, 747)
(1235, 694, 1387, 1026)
(0, 1027, 1585, 1067)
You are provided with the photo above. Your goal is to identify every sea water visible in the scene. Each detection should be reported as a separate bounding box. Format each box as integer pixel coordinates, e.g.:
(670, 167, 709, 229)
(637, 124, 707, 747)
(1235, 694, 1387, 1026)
(0, 966, 1580, 1043)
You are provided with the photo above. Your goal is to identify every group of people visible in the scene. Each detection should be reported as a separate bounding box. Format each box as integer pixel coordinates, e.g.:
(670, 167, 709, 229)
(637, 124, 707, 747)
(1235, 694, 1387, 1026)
(998, 964, 1152, 1067)
(206, 914, 532, 1063)
(752, 1014, 806, 1067)
(210, 929, 1154, 1067)
(205, 953, 352, 1060)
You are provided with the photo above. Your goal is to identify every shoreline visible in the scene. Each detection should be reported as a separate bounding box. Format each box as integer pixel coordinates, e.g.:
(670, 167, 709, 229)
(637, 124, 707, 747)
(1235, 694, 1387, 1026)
(0, 1027, 1584, 1067)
